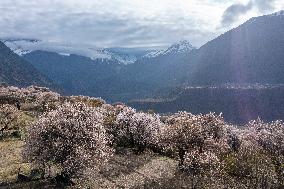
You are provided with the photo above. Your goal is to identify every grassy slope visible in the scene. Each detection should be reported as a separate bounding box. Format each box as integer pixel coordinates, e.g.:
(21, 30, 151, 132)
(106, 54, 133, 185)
(0, 139, 196, 189)
(0, 140, 29, 183)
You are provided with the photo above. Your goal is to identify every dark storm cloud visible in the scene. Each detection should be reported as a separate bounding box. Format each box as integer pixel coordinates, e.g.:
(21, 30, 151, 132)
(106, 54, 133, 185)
(221, 0, 277, 27)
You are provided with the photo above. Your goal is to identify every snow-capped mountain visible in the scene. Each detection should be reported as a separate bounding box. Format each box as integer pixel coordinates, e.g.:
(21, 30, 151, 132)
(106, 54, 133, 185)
(1, 38, 110, 59)
(1, 38, 193, 64)
(1, 38, 160, 65)
(100, 47, 159, 64)
(143, 40, 195, 58)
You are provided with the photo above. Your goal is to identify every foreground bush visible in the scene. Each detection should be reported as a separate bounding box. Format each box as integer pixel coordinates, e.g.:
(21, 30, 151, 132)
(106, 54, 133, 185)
(160, 112, 240, 187)
(114, 105, 165, 152)
(23, 102, 113, 183)
(161, 112, 230, 163)
(244, 119, 284, 186)
(0, 86, 60, 113)
(0, 105, 20, 133)
(224, 140, 278, 188)
(0, 104, 35, 139)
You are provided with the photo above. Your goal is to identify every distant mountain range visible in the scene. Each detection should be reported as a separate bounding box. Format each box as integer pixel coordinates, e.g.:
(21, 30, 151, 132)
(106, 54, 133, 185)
(23, 50, 124, 98)
(1, 38, 164, 65)
(20, 40, 195, 101)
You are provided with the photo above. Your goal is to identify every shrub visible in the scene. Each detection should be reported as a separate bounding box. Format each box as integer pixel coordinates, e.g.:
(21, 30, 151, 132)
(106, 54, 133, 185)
(109, 105, 136, 147)
(159, 112, 235, 187)
(67, 96, 105, 108)
(128, 112, 164, 152)
(224, 139, 278, 188)
(246, 119, 284, 157)
(0, 86, 60, 113)
(0, 105, 20, 132)
(113, 105, 164, 152)
(244, 119, 284, 186)
(160, 112, 230, 165)
(23, 102, 113, 182)
(183, 149, 222, 188)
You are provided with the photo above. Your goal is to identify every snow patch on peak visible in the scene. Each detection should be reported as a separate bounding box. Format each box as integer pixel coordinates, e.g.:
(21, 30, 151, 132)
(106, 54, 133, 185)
(100, 47, 161, 64)
(143, 40, 195, 59)
(99, 48, 137, 64)
(13, 49, 32, 56)
(143, 50, 164, 58)
(2, 40, 33, 55)
(165, 40, 195, 54)
(58, 53, 71, 56)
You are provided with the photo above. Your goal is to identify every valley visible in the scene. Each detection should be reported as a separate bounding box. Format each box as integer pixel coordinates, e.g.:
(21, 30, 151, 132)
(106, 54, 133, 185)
(129, 84, 284, 124)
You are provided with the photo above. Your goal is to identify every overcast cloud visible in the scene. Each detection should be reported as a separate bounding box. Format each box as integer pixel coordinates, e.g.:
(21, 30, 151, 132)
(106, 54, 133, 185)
(221, 0, 279, 27)
(0, 0, 283, 48)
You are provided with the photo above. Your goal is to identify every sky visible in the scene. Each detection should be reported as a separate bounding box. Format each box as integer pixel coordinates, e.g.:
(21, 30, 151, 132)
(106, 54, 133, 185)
(0, 0, 283, 48)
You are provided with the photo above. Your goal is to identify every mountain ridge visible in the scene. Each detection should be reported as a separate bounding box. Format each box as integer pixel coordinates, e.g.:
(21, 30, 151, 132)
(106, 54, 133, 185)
(1, 38, 164, 65)
(0, 41, 53, 87)
(142, 40, 195, 59)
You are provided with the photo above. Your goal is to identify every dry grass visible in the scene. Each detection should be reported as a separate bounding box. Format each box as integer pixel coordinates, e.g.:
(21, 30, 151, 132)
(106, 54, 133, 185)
(0, 140, 30, 184)
(80, 149, 193, 189)
(0, 142, 193, 189)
